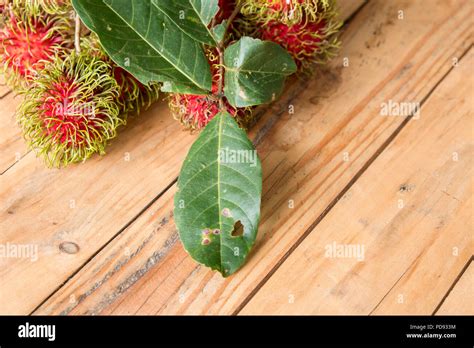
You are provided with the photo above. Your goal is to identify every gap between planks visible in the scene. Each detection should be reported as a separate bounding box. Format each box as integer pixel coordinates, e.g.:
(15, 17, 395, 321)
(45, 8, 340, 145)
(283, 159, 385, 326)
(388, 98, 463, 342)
(433, 257, 473, 315)
(0, 1, 368, 176)
(26, 1, 368, 315)
(236, 44, 473, 315)
(25, 1, 367, 314)
(31, 0, 472, 316)
(240, 47, 473, 314)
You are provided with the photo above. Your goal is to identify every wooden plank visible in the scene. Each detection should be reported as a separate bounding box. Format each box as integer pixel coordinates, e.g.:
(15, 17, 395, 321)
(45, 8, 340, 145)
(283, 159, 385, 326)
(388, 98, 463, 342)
(1, 0, 363, 314)
(35, 0, 472, 315)
(0, 101, 197, 314)
(339, 0, 365, 20)
(0, 2, 369, 175)
(0, 93, 27, 173)
(436, 262, 474, 315)
(240, 49, 474, 314)
(0, 74, 10, 98)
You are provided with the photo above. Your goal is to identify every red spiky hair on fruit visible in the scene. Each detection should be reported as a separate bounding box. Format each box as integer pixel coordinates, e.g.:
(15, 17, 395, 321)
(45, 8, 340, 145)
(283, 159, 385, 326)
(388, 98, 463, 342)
(239, 0, 342, 69)
(17, 52, 123, 167)
(168, 48, 253, 131)
(0, 2, 72, 89)
(82, 33, 161, 117)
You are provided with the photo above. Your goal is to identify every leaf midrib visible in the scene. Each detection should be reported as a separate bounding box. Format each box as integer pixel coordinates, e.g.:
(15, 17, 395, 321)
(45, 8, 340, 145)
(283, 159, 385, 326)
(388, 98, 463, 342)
(217, 113, 224, 274)
(104, 0, 204, 89)
(186, 0, 218, 43)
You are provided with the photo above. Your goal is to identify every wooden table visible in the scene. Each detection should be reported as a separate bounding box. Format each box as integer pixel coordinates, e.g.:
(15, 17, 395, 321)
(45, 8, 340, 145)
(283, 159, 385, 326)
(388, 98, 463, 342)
(0, 0, 472, 315)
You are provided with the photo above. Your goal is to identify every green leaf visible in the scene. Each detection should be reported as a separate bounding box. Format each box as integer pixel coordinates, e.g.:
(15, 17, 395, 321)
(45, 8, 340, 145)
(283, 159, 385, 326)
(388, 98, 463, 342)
(72, 0, 212, 90)
(155, 0, 218, 46)
(224, 37, 297, 107)
(211, 20, 227, 43)
(161, 81, 207, 95)
(174, 112, 262, 277)
(189, 0, 219, 26)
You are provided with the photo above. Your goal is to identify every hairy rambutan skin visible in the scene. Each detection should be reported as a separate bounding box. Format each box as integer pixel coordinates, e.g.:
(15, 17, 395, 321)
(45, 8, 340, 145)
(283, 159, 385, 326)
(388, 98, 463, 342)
(240, 0, 331, 25)
(239, 0, 342, 69)
(82, 34, 160, 117)
(261, 16, 341, 69)
(112, 66, 160, 117)
(168, 92, 253, 132)
(17, 53, 123, 167)
(11, 0, 72, 16)
(0, 5, 72, 89)
(168, 47, 253, 131)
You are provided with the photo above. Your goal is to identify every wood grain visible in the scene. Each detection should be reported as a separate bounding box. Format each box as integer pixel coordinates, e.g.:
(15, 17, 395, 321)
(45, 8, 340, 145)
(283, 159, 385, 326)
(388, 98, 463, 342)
(240, 49, 474, 314)
(0, 101, 197, 314)
(34, 0, 472, 315)
(0, 93, 27, 174)
(0, 75, 10, 98)
(1, 0, 363, 315)
(436, 261, 473, 315)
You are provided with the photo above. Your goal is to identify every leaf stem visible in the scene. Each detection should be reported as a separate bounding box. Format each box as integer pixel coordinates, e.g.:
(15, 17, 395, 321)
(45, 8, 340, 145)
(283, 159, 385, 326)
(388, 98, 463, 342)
(215, 2, 242, 111)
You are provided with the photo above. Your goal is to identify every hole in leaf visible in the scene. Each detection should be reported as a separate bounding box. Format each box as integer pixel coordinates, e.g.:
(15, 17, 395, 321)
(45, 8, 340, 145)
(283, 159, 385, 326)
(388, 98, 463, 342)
(231, 220, 244, 237)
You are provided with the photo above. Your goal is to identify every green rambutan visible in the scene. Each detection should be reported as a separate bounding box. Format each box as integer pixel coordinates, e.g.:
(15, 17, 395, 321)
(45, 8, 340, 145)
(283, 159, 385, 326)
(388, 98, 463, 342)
(0, 2, 72, 89)
(17, 52, 123, 167)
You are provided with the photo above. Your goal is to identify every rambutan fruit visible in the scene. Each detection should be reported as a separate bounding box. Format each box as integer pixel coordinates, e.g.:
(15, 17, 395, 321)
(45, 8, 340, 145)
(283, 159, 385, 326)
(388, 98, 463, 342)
(17, 52, 123, 167)
(168, 92, 253, 131)
(240, 0, 331, 25)
(10, 0, 72, 16)
(239, 0, 342, 69)
(0, 5, 72, 89)
(81, 34, 160, 117)
(217, 0, 259, 43)
(168, 47, 253, 131)
(217, 0, 236, 22)
(112, 65, 160, 117)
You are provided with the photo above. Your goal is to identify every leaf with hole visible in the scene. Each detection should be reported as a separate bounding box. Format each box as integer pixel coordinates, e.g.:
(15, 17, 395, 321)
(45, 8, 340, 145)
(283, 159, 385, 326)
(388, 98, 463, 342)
(174, 112, 262, 277)
(72, 0, 212, 90)
(224, 36, 297, 107)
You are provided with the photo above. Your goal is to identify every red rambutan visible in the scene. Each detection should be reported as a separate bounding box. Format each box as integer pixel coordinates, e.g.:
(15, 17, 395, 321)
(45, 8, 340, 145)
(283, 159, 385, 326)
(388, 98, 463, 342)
(0, 2, 72, 89)
(17, 52, 123, 167)
(112, 65, 160, 117)
(168, 48, 253, 131)
(239, 0, 342, 69)
(10, 0, 72, 16)
(240, 0, 331, 25)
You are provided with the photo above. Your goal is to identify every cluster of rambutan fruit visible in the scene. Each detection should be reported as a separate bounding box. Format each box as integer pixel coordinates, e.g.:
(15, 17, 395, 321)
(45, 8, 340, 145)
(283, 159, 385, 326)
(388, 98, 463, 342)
(0, 0, 341, 167)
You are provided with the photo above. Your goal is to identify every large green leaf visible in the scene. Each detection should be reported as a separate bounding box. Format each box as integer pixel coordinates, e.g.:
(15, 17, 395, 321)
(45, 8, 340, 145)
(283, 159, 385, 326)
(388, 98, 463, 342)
(154, 0, 219, 45)
(174, 112, 262, 277)
(72, 0, 212, 90)
(224, 37, 297, 107)
(189, 0, 219, 26)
